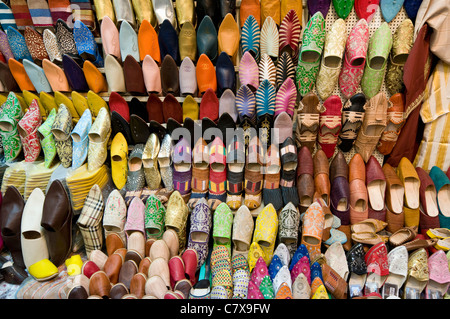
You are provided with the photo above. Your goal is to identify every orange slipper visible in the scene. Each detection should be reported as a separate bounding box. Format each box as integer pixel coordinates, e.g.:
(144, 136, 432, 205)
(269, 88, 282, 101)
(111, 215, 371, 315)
(196, 54, 216, 95)
(138, 19, 160, 64)
(301, 201, 325, 259)
(83, 60, 108, 93)
(8, 58, 35, 91)
(240, 0, 261, 27)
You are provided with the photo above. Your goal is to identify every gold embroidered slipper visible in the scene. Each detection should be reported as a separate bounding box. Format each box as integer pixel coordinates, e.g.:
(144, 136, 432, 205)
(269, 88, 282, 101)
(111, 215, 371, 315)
(208, 136, 227, 211)
(142, 133, 161, 190)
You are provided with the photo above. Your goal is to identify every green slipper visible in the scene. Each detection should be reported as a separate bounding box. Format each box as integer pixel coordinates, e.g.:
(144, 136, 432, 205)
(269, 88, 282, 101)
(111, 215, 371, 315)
(361, 22, 393, 99)
(38, 108, 57, 168)
(295, 12, 325, 97)
(212, 203, 233, 255)
(144, 194, 166, 240)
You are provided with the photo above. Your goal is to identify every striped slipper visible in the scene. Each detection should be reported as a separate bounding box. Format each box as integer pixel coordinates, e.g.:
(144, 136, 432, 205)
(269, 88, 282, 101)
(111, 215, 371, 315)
(260, 16, 278, 60)
(274, 77, 297, 118)
(27, 0, 53, 28)
(70, 0, 95, 30)
(258, 53, 276, 87)
(238, 51, 259, 92)
(235, 84, 257, 146)
(241, 14, 260, 61)
(226, 128, 245, 210)
(208, 136, 227, 210)
(276, 51, 295, 89)
(48, 0, 72, 27)
(0, 2, 17, 30)
(172, 137, 192, 202)
(256, 79, 275, 146)
(188, 138, 209, 210)
(10, 0, 33, 29)
(279, 9, 301, 60)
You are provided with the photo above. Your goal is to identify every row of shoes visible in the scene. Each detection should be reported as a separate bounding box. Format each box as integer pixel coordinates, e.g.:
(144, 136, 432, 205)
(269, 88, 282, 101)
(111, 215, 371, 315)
(10, 184, 450, 300)
(1, 0, 417, 101)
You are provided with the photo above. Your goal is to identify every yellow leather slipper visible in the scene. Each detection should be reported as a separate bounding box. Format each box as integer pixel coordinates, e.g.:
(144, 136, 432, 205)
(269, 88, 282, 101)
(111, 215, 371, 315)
(23, 90, 47, 118)
(87, 90, 109, 117)
(54, 91, 80, 122)
(72, 91, 89, 118)
(39, 91, 58, 115)
(218, 13, 240, 62)
(111, 132, 129, 190)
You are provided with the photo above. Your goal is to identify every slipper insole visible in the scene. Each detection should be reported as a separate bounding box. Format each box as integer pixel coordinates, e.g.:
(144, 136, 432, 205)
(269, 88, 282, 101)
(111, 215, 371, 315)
(324, 55, 342, 68)
(233, 239, 249, 252)
(424, 187, 439, 217)
(367, 180, 386, 211)
(389, 184, 404, 214)
(229, 163, 244, 173)
(191, 231, 208, 243)
(337, 198, 348, 211)
(404, 177, 419, 209)
(300, 195, 312, 207)
(438, 185, 450, 217)
(354, 198, 367, 212)
(302, 51, 320, 63)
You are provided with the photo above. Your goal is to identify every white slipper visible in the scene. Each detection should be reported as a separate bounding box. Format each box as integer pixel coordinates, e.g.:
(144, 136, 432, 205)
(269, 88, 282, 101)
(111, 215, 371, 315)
(382, 245, 408, 298)
(20, 188, 48, 269)
(324, 242, 349, 281)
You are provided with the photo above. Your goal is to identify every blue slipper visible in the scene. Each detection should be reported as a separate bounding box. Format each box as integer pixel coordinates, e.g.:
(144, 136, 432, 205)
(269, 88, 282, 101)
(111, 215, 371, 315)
(429, 166, 450, 228)
(73, 19, 104, 67)
(215, 51, 235, 97)
(71, 108, 92, 169)
(6, 26, 33, 62)
(196, 15, 217, 62)
(158, 19, 179, 64)
(119, 20, 139, 62)
(241, 15, 260, 61)
(23, 59, 53, 93)
(62, 54, 89, 91)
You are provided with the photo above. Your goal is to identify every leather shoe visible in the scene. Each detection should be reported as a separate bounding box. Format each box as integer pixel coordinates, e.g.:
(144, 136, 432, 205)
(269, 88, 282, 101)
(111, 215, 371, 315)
(41, 180, 72, 267)
(297, 146, 314, 214)
(130, 114, 150, 145)
(179, 21, 197, 62)
(0, 186, 25, 269)
(124, 55, 146, 95)
(196, 53, 217, 95)
(89, 270, 111, 298)
(104, 251, 124, 284)
(160, 54, 180, 96)
(196, 16, 218, 62)
(313, 149, 330, 205)
(330, 151, 348, 182)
